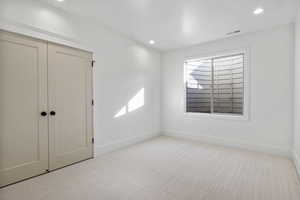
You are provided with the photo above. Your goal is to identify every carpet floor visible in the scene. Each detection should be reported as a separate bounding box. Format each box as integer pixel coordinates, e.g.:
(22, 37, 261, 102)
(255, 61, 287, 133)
(1, 136, 300, 200)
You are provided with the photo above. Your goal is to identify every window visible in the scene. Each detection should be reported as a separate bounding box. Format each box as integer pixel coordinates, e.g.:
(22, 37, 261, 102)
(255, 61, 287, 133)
(185, 53, 245, 116)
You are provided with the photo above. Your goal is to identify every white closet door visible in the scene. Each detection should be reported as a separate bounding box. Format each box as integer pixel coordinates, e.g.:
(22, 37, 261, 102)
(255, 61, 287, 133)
(0, 31, 48, 187)
(48, 43, 93, 170)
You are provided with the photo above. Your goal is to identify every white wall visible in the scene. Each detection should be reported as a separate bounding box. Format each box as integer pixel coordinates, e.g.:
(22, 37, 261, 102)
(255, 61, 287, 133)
(0, 0, 296, 160)
(0, 0, 161, 155)
(294, 9, 300, 174)
(161, 24, 294, 156)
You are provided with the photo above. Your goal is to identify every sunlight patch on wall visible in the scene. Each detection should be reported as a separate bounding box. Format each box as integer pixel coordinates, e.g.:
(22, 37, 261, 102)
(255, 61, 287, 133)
(114, 106, 127, 118)
(114, 88, 145, 118)
(128, 88, 144, 112)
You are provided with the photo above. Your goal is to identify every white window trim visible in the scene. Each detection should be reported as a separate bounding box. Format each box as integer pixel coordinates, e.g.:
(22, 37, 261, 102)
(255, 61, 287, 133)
(183, 48, 250, 121)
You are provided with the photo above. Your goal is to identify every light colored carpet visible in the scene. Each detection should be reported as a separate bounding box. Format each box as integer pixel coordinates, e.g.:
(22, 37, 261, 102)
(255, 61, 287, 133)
(0, 136, 300, 200)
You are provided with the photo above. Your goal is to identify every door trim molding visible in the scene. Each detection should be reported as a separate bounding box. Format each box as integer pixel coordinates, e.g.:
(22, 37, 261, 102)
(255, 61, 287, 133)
(294, 152, 300, 180)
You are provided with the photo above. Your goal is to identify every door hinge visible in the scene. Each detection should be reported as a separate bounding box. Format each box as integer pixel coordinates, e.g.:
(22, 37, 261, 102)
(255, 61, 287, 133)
(92, 138, 94, 144)
(91, 60, 96, 67)
(92, 99, 94, 106)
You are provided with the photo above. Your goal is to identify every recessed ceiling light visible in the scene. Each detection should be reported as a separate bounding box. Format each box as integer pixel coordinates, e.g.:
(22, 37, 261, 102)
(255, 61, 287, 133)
(57, 0, 64, 2)
(149, 40, 155, 45)
(253, 7, 264, 15)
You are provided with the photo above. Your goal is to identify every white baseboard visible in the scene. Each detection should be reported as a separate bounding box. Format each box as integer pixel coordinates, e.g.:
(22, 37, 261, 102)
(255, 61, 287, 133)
(294, 152, 300, 179)
(162, 130, 292, 158)
(94, 132, 160, 156)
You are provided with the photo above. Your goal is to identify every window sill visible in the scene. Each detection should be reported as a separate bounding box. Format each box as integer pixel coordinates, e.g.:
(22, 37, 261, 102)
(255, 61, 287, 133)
(183, 112, 249, 121)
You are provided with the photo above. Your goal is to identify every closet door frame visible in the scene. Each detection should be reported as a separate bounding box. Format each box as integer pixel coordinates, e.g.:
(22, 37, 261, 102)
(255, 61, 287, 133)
(0, 29, 94, 187)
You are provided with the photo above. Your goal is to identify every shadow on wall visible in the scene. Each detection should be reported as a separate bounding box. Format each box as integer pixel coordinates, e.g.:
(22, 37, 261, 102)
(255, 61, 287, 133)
(114, 88, 145, 118)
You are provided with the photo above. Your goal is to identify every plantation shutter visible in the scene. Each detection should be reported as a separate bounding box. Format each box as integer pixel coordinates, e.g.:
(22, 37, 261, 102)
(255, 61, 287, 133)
(186, 59, 212, 113)
(185, 53, 244, 115)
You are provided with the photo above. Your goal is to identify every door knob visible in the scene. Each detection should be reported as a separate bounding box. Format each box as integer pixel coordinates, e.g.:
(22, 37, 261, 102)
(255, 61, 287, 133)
(41, 111, 47, 116)
(50, 111, 56, 116)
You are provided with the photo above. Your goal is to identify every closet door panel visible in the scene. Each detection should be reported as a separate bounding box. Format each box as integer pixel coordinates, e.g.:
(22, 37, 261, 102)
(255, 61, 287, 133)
(48, 43, 93, 170)
(0, 31, 48, 187)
